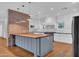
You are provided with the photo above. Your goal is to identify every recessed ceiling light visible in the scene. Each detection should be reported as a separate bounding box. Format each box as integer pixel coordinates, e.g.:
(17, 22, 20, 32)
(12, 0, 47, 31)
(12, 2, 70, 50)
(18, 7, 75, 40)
(38, 12, 41, 14)
(71, 2, 77, 4)
(50, 8, 54, 11)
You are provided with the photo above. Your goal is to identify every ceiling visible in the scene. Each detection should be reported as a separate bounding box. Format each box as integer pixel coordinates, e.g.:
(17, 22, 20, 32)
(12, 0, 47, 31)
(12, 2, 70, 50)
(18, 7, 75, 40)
(0, 2, 79, 20)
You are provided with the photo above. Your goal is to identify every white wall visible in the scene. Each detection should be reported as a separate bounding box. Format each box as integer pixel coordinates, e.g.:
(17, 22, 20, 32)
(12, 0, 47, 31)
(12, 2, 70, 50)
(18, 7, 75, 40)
(54, 12, 79, 44)
(0, 23, 3, 37)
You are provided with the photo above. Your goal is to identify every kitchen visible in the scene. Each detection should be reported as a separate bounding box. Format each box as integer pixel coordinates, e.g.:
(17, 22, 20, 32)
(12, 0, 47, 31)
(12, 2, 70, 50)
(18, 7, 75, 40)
(0, 2, 78, 57)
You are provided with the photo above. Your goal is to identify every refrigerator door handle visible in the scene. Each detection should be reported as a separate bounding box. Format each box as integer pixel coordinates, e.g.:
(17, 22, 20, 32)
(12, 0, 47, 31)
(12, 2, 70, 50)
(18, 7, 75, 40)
(71, 19, 74, 57)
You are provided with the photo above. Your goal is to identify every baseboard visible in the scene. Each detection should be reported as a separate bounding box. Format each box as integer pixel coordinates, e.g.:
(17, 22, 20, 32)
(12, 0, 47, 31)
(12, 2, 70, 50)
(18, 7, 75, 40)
(54, 40, 72, 45)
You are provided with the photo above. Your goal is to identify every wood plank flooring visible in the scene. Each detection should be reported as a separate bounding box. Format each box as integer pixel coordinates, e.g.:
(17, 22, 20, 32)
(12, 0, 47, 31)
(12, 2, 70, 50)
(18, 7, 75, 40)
(0, 38, 72, 57)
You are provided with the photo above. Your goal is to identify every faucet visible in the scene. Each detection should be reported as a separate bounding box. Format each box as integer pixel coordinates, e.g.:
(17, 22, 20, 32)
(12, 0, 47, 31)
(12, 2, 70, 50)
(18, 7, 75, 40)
(43, 24, 45, 29)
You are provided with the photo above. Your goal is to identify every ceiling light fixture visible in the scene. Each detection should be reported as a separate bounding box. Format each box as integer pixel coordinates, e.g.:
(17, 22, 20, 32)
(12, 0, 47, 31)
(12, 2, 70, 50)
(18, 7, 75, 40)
(50, 8, 54, 11)
(71, 2, 77, 4)
(38, 12, 41, 14)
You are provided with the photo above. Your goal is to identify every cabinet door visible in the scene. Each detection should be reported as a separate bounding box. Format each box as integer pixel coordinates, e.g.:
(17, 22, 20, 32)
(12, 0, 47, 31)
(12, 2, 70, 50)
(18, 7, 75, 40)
(20, 36, 25, 48)
(49, 35, 54, 49)
(31, 39, 37, 53)
(15, 36, 21, 46)
(24, 37, 32, 51)
(40, 37, 52, 56)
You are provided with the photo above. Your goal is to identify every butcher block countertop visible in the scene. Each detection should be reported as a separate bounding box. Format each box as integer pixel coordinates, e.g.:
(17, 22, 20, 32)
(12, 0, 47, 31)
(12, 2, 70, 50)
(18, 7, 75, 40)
(9, 33, 49, 39)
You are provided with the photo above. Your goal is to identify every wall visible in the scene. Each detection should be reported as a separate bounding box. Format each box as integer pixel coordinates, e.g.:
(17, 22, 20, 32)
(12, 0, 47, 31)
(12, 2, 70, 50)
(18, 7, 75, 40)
(29, 11, 79, 44)
(29, 16, 56, 32)
(0, 2, 25, 38)
(54, 12, 79, 44)
(0, 21, 4, 37)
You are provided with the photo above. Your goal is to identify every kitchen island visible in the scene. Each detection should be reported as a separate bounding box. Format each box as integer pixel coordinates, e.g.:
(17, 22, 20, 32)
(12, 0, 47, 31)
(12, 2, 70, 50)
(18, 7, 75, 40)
(8, 33, 54, 57)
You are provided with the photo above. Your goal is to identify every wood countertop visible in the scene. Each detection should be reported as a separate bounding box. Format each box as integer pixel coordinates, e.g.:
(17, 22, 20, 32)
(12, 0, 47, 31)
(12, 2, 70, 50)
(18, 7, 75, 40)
(9, 33, 49, 39)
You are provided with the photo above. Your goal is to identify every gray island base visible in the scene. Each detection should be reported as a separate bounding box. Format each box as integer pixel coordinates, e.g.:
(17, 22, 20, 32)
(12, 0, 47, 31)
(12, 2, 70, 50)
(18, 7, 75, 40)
(8, 33, 54, 57)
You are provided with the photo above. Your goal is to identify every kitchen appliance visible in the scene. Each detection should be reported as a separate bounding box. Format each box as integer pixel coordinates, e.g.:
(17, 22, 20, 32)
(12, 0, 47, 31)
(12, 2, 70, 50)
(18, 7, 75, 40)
(72, 16, 79, 57)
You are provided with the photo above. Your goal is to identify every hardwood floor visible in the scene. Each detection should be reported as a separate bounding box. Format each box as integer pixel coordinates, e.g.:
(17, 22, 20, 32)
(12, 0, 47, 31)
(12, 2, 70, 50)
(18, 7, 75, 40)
(0, 38, 72, 57)
(45, 42, 72, 57)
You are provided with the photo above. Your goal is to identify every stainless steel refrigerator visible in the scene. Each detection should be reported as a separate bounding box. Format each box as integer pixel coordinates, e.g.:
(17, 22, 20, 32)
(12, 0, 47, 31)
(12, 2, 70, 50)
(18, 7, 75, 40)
(72, 16, 79, 57)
